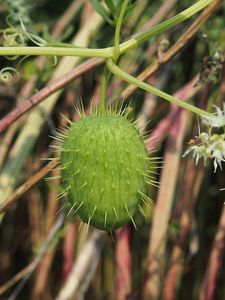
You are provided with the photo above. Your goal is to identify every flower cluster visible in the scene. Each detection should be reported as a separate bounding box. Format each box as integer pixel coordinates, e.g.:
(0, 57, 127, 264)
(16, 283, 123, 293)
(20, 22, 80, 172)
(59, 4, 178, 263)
(183, 132, 225, 172)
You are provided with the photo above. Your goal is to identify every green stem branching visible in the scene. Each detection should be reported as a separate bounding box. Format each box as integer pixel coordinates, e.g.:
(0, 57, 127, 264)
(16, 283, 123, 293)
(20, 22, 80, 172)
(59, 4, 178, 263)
(0, 0, 213, 59)
(0, 0, 215, 118)
(106, 58, 212, 118)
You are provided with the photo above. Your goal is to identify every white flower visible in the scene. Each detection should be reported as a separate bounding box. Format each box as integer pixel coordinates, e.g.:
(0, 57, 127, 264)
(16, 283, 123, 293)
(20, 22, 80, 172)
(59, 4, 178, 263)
(182, 145, 209, 166)
(183, 133, 225, 172)
(202, 102, 225, 128)
(208, 134, 225, 172)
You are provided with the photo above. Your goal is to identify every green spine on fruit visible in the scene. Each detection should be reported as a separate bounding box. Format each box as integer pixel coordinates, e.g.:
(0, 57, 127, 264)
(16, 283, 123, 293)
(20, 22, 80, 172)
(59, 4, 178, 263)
(59, 110, 151, 231)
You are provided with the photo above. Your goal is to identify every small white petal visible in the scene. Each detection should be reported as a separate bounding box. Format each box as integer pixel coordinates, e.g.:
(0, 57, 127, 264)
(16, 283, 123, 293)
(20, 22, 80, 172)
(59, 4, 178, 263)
(202, 102, 225, 128)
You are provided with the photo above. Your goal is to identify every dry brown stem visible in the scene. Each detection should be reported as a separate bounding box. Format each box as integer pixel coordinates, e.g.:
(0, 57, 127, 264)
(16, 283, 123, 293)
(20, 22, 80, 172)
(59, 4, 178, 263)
(0, 160, 58, 214)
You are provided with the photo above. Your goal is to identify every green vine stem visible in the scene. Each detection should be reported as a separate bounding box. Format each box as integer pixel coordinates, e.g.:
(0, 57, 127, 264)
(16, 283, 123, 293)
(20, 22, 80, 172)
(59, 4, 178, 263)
(99, 66, 111, 114)
(0, 0, 213, 59)
(119, 0, 213, 54)
(113, 0, 129, 60)
(99, 0, 129, 114)
(105, 58, 212, 118)
(0, 46, 113, 58)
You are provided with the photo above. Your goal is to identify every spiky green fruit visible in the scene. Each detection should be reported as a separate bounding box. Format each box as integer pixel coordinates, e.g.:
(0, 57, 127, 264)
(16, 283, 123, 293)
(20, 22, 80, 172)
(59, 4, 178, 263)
(60, 113, 149, 231)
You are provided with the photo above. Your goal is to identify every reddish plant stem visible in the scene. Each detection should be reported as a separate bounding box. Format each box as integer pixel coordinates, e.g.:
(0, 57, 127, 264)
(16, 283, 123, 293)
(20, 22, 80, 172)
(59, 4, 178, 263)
(200, 206, 225, 300)
(0, 0, 84, 136)
(0, 74, 40, 168)
(145, 82, 210, 299)
(0, 0, 221, 134)
(115, 225, 132, 300)
(0, 58, 103, 133)
(162, 159, 199, 300)
(51, 0, 84, 38)
(32, 166, 60, 299)
(144, 108, 188, 299)
(28, 188, 43, 253)
(148, 75, 200, 151)
(0, 214, 65, 299)
(0, 160, 59, 214)
(163, 76, 221, 300)
(63, 223, 77, 281)
(56, 230, 105, 300)
(1, 0, 219, 133)
(0, 0, 174, 133)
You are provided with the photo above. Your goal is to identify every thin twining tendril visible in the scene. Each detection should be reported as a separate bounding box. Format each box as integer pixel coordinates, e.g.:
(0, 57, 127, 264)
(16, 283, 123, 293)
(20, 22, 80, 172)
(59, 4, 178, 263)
(0, 67, 20, 82)
(0, 15, 58, 80)
(18, 17, 47, 47)
(18, 17, 58, 65)
(3, 14, 47, 47)
(2, 28, 25, 60)
(3, 28, 25, 47)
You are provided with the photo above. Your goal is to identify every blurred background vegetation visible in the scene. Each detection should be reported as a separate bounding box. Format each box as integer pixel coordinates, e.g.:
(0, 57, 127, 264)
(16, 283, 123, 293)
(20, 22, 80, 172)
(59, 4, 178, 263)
(0, 0, 224, 299)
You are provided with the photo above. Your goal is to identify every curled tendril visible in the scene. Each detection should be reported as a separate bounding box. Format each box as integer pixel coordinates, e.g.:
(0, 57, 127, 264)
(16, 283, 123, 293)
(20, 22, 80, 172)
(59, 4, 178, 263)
(2, 16, 27, 61)
(3, 29, 25, 47)
(18, 20, 58, 65)
(0, 67, 20, 82)
(3, 14, 47, 47)
(16, 54, 31, 69)
(2, 29, 25, 60)
(17, 17, 58, 66)
(5, 14, 18, 30)
(47, 55, 58, 67)
(18, 17, 47, 47)
(1, 15, 58, 70)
